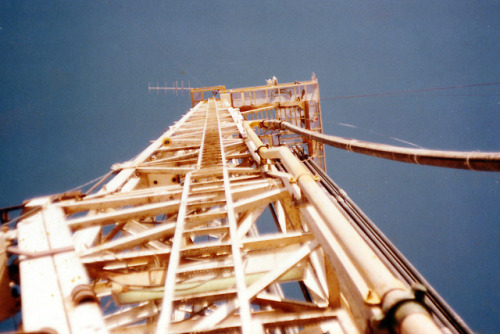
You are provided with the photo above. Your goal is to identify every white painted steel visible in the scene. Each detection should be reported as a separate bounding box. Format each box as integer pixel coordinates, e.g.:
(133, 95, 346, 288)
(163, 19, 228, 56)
(156, 173, 192, 334)
(7, 79, 448, 334)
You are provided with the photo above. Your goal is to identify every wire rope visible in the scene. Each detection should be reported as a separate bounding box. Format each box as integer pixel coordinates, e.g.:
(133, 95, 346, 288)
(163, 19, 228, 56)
(322, 82, 500, 101)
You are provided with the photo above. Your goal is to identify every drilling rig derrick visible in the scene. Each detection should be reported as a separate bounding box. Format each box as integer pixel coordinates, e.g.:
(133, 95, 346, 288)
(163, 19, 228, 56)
(0, 77, 471, 334)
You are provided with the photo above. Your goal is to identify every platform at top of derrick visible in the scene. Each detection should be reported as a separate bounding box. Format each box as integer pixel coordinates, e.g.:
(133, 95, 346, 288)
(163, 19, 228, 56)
(190, 76, 326, 170)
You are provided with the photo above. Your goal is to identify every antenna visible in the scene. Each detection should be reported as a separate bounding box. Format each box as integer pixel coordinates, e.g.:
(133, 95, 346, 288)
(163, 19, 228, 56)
(148, 80, 193, 96)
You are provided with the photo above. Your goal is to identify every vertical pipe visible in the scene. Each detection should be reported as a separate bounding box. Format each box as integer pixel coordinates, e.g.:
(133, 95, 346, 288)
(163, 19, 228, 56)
(243, 121, 442, 334)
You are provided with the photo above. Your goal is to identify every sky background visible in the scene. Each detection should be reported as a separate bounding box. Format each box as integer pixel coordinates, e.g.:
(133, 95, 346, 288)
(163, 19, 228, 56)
(1, 1, 499, 332)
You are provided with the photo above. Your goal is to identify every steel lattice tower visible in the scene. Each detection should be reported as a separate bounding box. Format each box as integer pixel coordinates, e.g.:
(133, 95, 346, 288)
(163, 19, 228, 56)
(0, 77, 471, 333)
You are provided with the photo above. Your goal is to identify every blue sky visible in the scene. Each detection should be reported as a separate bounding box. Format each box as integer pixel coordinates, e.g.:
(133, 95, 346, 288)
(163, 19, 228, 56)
(1, 1, 499, 332)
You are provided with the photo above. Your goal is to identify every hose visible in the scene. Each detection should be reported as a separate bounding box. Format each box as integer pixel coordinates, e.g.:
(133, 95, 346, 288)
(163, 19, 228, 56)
(259, 120, 500, 171)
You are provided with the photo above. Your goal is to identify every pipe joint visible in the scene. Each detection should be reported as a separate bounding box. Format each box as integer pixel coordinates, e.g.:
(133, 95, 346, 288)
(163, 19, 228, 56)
(71, 284, 98, 305)
(254, 144, 270, 166)
(247, 120, 263, 129)
(254, 144, 270, 155)
(260, 119, 284, 131)
(374, 286, 431, 333)
(292, 172, 320, 183)
(272, 120, 285, 131)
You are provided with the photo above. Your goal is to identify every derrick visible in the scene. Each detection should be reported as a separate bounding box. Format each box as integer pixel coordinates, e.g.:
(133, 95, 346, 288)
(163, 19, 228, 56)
(0, 77, 473, 333)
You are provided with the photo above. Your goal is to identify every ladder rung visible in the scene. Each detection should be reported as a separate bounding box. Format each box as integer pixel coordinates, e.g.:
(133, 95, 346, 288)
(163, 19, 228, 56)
(183, 225, 229, 237)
